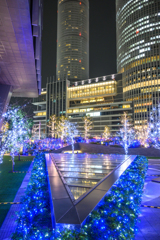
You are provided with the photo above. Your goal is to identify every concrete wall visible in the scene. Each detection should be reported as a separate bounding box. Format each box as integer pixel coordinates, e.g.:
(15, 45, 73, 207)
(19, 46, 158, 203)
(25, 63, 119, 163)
(53, 143, 160, 157)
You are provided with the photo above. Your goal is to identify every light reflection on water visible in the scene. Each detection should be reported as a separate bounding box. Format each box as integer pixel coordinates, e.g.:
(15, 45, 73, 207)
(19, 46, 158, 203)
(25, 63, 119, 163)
(53, 154, 127, 200)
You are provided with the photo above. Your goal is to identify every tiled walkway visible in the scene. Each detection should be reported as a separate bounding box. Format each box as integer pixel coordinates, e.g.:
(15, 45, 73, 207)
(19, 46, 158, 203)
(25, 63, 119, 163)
(135, 159, 160, 240)
(0, 162, 33, 240)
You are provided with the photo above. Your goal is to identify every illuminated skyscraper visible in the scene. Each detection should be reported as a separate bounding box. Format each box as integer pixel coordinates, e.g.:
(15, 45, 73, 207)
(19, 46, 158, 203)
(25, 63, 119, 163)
(57, 0, 89, 81)
(116, 0, 160, 128)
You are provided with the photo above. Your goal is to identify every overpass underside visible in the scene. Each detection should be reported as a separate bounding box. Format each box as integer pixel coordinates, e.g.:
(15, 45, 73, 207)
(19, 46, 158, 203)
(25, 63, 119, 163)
(0, 0, 42, 127)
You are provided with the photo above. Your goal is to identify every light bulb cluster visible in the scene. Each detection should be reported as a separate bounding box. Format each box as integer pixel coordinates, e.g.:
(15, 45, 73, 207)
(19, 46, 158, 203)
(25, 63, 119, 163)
(12, 154, 148, 240)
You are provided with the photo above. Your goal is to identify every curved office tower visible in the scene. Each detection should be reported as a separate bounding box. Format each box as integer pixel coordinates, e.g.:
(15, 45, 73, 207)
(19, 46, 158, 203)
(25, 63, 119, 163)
(57, 0, 89, 81)
(116, 0, 160, 128)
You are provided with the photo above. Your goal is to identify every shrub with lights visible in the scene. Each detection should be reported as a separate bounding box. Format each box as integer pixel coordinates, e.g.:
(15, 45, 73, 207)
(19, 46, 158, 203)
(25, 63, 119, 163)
(81, 155, 148, 240)
(12, 153, 51, 240)
(12, 154, 148, 240)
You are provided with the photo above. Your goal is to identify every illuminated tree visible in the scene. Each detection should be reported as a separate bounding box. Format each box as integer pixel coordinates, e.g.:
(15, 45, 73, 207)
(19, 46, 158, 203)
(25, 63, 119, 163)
(31, 124, 39, 140)
(47, 114, 57, 138)
(82, 116, 93, 142)
(1, 121, 9, 133)
(149, 104, 160, 149)
(120, 112, 134, 155)
(67, 122, 78, 154)
(103, 126, 110, 141)
(136, 124, 150, 147)
(56, 116, 68, 143)
(0, 120, 9, 164)
(0, 107, 32, 170)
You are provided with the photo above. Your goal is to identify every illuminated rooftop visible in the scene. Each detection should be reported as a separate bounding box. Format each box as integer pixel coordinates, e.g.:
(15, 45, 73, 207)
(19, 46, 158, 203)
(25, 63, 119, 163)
(68, 73, 122, 88)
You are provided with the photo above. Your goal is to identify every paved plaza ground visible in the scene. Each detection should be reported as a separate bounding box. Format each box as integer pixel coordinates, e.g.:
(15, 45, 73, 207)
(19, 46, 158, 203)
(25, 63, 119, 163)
(135, 158, 160, 240)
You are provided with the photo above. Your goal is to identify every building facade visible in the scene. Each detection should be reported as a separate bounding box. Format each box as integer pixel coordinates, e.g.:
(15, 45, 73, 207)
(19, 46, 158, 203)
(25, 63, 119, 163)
(56, 0, 89, 81)
(66, 74, 132, 136)
(66, 74, 133, 136)
(33, 88, 47, 139)
(46, 77, 67, 118)
(40, 74, 133, 137)
(0, 0, 43, 128)
(116, 0, 160, 129)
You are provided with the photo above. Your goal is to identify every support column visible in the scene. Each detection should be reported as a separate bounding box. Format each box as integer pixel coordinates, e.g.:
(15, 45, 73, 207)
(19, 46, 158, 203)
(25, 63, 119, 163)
(0, 84, 13, 129)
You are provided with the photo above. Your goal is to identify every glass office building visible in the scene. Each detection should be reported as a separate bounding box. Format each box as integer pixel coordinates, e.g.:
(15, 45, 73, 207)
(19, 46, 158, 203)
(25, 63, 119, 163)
(33, 89, 47, 139)
(57, 0, 89, 81)
(46, 78, 66, 118)
(116, 0, 160, 129)
(45, 74, 133, 136)
(66, 74, 133, 136)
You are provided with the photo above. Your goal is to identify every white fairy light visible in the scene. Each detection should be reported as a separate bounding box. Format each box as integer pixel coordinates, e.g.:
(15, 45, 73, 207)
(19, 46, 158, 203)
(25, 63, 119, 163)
(149, 104, 160, 149)
(82, 116, 93, 143)
(120, 112, 134, 155)
(0, 106, 31, 169)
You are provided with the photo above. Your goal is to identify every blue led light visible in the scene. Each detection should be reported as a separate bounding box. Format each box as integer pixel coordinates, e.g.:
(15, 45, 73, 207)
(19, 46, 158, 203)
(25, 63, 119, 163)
(12, 154, 148, 240)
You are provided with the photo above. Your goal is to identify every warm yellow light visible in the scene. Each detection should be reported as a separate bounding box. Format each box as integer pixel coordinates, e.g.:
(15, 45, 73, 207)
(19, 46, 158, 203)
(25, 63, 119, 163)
(134, 109, 147, 113)
(123, 79, 160, 93)
(68, 81, 115, 90)
(134, 102, 152, 107)
(123, 105, 130, 108)
(35, 111, 46, 116)
(63, 150, 82, 153)
(41, 91, 46, 95)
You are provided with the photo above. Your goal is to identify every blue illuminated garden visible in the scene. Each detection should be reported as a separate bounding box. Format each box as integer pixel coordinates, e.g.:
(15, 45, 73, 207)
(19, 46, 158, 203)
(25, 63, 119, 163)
(11, 153, 148, 240)
(0, 106, 159, 240)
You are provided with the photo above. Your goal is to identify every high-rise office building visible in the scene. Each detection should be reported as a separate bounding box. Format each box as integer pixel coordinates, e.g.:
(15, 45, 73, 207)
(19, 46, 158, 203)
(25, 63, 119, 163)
(48, 0, 89, 118)
(116, 0, 160, 128)
(57, 0, 89, 81)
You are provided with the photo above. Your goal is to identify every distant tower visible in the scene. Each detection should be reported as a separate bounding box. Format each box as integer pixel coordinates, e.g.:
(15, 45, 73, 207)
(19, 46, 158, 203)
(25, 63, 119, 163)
(57, 0, 89, 81)
(116, 0, 160, 129)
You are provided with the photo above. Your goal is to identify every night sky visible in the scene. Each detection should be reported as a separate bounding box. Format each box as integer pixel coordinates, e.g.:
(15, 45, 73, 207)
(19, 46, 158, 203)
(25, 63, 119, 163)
(42, 0, 117, 88)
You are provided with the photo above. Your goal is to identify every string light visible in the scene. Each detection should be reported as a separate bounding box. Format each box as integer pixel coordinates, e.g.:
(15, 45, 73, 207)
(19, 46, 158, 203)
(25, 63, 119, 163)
(120, 112, 135, 154)
(149, 104, 160, 149)
(82, 116, 93, 143)
(66, 122, 78, 154)
(12, 154, 148, 239)
(102, 126, 110, 141)
(0, 106, 32, 167)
